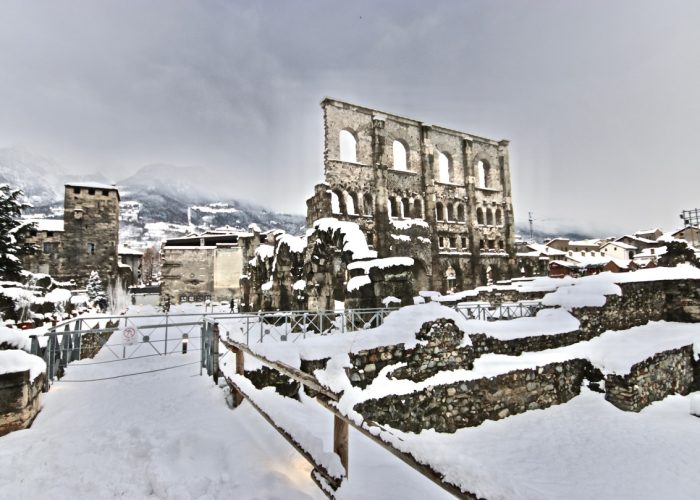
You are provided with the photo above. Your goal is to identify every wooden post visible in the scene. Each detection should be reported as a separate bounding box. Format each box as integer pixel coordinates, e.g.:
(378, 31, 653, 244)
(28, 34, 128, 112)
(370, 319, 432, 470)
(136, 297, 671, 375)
(333, 415, 349, 478)
(233, 347, 245, 407)
(212, 322, 220, 384)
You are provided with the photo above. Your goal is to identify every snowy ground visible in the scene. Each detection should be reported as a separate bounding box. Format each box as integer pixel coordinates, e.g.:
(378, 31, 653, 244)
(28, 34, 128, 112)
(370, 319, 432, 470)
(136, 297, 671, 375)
(0, 305, 453, 500)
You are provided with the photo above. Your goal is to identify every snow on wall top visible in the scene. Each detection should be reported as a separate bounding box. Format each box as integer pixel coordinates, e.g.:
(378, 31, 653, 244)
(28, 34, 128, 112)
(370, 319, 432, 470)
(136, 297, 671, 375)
(246, 303, 474, 369)
(313, 218, 377, 260)
(0, 349, 46, 381)
(255, 244, 275, 260)
(347, 257, 414, 273)
(389, 218, 429, 230)
(276, 234, 306, 254)
(0, 326, 31, 350)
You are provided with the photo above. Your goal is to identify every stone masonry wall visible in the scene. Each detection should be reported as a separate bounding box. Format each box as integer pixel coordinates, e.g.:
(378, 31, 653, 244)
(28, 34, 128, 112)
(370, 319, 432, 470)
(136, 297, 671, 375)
(347, 318, 475, 388)
(605, 345, 695, 412)
(355, 359, 591, 433)
(470, 279, 700, 356)
(0, 370, 45, 436)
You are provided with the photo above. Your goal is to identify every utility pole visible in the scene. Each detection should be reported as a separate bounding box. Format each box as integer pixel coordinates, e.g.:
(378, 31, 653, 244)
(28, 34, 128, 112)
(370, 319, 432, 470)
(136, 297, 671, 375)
(679, 208, 700, 248)
(528, 211, 534, 243)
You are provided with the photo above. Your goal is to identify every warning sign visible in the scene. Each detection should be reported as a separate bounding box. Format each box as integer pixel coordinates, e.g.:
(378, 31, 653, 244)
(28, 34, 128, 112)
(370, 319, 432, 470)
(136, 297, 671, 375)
(122, 326, 138, 346)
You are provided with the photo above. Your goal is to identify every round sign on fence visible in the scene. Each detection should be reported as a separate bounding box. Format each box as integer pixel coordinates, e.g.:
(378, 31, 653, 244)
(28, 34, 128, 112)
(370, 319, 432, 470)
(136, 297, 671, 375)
(122, 326, 138, 346)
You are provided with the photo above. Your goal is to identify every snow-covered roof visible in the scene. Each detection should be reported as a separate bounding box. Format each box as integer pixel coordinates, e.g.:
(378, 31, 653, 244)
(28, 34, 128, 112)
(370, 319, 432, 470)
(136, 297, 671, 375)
(601, 241, 637, 250)
(65, 182, 118, 191)
(28, 219, 64, 233)
(527, 243, 566, 256)
(118, 246, 143, 256)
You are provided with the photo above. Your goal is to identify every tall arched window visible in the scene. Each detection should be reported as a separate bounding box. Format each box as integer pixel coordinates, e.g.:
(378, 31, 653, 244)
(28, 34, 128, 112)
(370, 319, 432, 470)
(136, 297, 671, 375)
(477, 160, 489, 188)
(495, 208, 503, 226)
(393, 141, 408, 170)
(363, 193, 373, 216)
(339, 130, 357, 163)
(413, 198, 423, 218)
(438, 151, 451, 183)
(345, 192, 357, 215)
(476, 207, 484, 225)
(436, 202, 445, 221)
(457, 203, 465, 221)
(330, 191, 341, 214)
(446, 203, 454, 221)
(401, 198, 410, 218)
(389, 198, 400, 218)
(486, 208, 494, 226)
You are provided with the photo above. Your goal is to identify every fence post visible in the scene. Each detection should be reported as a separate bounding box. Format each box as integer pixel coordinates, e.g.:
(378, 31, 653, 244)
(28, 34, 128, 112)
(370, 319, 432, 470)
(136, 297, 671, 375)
(164, 312, 169, 355)
(211, 323, 220, 383)
(334, 415, 349, 478)
(200, 320, 205, 376)
(233, 347, 245, 407)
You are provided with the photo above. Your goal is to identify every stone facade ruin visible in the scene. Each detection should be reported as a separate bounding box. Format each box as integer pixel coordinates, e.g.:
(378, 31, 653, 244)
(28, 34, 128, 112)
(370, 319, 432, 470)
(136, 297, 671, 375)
(306, 98, 516, 293)
(23, 183, 122, 287)
(242, 99, 522, 312)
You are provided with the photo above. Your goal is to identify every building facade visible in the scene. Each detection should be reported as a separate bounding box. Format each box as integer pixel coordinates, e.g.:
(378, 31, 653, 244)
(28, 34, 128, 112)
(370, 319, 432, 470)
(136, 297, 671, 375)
(160, 231, 244, 303)
(305, 98, 516, 292)
(23, 183, 121, 287)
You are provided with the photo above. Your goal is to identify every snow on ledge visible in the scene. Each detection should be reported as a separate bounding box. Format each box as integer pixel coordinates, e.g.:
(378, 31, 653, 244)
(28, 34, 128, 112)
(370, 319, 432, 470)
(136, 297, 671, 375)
(0, 350, 46, 381)
(313, 218, 377, 260)
(347, 257, 414, 274)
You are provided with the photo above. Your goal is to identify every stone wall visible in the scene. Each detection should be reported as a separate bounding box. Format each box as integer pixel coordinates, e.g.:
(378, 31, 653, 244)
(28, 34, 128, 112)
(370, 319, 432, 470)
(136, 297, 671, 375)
(347, 318, 474, 388)
(0, 370, 45, 436)
(605, 345, 695, 412)
(471, 279, 700, 356)
(355, 359, 591, 433)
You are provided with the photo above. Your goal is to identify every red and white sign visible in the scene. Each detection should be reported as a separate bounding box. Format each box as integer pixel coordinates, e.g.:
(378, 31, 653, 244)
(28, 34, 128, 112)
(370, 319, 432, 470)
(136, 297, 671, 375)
(122, 326, 138, 346)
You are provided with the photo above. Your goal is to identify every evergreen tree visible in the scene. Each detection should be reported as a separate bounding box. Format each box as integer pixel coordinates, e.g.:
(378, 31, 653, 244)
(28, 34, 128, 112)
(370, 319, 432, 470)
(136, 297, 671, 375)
(86, 271, 108, 310)
(0, 184, 36, 280)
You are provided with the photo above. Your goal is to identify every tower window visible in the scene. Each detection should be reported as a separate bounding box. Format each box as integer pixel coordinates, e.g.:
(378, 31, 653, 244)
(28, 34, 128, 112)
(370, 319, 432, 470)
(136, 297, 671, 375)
(73, 187, 80, 194)
(87, 242, 96, 255)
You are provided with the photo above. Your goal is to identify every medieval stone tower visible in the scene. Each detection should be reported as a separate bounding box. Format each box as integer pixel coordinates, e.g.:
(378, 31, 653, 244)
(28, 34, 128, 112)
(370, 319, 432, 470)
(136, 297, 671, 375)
(306, 98, 516, 292)
(59, 183, 120, 286)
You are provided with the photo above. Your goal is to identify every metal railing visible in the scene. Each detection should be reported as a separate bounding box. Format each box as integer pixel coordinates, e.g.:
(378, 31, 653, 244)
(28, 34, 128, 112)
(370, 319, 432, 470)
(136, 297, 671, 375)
(203, 300, 545, 348)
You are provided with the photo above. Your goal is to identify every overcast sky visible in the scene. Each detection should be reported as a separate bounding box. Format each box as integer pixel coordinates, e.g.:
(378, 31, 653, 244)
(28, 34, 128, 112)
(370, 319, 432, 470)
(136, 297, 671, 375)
(1, 0, 698, 234)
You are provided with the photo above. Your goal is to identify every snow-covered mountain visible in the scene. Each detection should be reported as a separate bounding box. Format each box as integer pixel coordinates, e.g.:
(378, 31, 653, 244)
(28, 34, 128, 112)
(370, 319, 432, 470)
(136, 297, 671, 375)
(0, 147, 306, 242)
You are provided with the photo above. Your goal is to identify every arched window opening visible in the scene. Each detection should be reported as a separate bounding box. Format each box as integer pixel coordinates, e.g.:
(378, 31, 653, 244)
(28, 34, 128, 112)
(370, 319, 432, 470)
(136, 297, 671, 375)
(345, 192, 357, 215)
(363, 193, 373, 216)
(436, 202, 445, 221)
(495, 208, 503, 226)
(330, 191, 341, 214)
(476, 207, 484, 225)
(413, 198, 423, 218)
(446, 203, 454, 221)
(392, 141, 408, 170)
(457, 203, 465, 221)
(339, 130, 357, 163)
(401, 198, 410, 218)
(486, 208, 494, 226)
(389, 198, 400, 219)
(438, 151, 451, 183)
(477, 160, 490, 188)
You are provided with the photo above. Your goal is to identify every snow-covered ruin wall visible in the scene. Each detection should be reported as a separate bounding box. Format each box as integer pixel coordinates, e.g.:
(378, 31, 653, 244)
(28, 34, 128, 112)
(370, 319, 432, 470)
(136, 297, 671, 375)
(471, 278, 700, 355)
(0, 356, 46, 436)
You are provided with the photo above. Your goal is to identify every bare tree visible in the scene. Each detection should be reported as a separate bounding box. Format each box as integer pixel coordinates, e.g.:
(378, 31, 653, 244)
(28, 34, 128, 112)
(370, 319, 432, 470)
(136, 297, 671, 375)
(141, 245, 161, 284)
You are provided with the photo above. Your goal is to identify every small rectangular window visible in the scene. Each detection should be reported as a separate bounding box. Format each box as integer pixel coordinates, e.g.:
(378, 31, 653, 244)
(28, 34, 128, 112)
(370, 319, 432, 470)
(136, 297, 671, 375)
(461, 236, 467, 248)
(43, 242, 57, 253)
(88, 188, 95, 195)
(439, 236, 445, 248)
(449, 237, 456, 248)
(102, 189, 108, 196)
(87, 242, 96, 255)
(73, 187, 80, 194)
